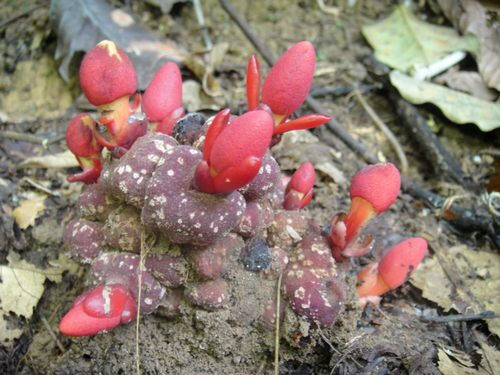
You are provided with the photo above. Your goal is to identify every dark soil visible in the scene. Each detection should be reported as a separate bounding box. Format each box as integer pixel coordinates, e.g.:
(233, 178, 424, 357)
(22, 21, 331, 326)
(0, 0, 498, 374)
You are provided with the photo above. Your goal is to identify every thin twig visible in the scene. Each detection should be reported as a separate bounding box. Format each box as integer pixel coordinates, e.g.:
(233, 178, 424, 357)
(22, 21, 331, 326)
(39, 313, 65, 353)
(20, 177, 60, 197)
(353, 89, 408, 174)
(274, 273, 282, 375)
(136, 228, 150, 375)
(421, 311, 500, 323)
(192, 0, 213, 49)
(218, 0, 276, 66)
(0, 130, 64, 148)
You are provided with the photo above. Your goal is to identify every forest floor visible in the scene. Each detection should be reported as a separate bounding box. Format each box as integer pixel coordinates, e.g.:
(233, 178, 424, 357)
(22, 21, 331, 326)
(0, 0, 498, 374)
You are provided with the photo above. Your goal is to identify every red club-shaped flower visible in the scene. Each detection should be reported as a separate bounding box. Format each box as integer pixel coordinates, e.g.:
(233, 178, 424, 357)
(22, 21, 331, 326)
(329, 163, 401, 261)
(65, 113, 103, 184)
(59, 284, 136, 336)
(245, 41, 331, 135)
(194, 109, 274, 194)
(142, 62, 185, 135)
(79, 40, 145, 152)
(283, 162, 316, 210)
(357, 237, 428, 306)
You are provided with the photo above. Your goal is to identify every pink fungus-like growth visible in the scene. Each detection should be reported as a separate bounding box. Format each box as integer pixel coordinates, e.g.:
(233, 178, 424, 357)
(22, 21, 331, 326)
(60, 40, 428, 345)
(186, 279, 229, 310)
(283, 235, 345, 327)
(142, 145, 246, 245)
(194, 109, 274, 194)
(63, 219, 104, 263)
(357, 237, 428, 306)
(283, 162, 315, 210)
(329, 163, 401, 261)
(77, 183, 115, 221)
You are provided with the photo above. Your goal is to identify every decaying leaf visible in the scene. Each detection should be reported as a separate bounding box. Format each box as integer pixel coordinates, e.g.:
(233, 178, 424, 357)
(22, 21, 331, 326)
(479, 342, 500, 374)
(437, 0, 500, 91)
(362, 5, 478, 73)
(50, 0, 187, 89)
(434, 68, 498, 101)
(0, 55, 73, 123)
(17, 150, 79, 169)
(182, 42, 228, 97)
(411, 245, 500, 337)
(11, 193, 47, 230)
(0, 252, 79, 344)
(438, 347, 487, 375)
(390, 71, 500, 131)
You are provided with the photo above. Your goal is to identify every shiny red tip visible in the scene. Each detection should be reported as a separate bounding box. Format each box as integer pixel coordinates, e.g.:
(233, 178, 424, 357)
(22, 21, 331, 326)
(59, 284, 136, 336)
(194, 109, 274, 194)
(79, 40, 137, 106)
(350, 163, 401, 213)
(283, 162, 315, 210)
(261, 41, 315, 117)
(142, 62, 183, 123)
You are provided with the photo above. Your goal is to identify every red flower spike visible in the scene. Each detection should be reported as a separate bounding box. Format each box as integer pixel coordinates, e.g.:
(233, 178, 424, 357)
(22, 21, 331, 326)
(194, 110, 273, 194)
(142, 62, 183, 123)
(273, 114, 331, 135)
(357, 238, 428, 304)
(156, 107, 185, 135)
(350, 163, 401, 214)
(261, 41, 315, 118)
(79, 40, 137, 107)
(59, 284, 137, 336)
(329, 163, 401, 261)
(80, 40, 145, 152)
(65, 114, 103, 184)
(377, 237, 428, 290)
(246, 54, 260, 111)
(283, 162, 316, 210)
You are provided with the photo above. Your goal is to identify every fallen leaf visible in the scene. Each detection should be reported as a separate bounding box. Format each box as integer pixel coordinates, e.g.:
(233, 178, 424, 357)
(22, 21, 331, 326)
(437, 0, 500, 91)
(18, 150, 79, 169)
(480, 342, 500, 374)
(50, 0, 187, 89)
(0, 55, 73, 123)
(390, 71, 500, 131)
(0, 252, 77, 344)
(438, 347, 487, 375)
(411, 245, 500, 337)
(434, 68, 498, 101)
(11, 194, 47, 229)
(362, 5, 478, 73)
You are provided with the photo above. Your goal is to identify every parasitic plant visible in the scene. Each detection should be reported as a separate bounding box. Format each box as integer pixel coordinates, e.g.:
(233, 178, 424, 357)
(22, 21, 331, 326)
(60, 40, 426, 339)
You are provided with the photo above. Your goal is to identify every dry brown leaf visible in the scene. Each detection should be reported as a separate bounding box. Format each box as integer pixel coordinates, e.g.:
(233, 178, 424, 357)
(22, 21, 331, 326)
(438, 0, 500, 91)
(18, 150, 79, 169)
(435, 68, 498, 101)
(11, 194, 47, 229)
(438, 347, 488, 375)
(0, 252, 78, 344)
(411, 245, 500, 337)
(480, 341, 500, 374)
